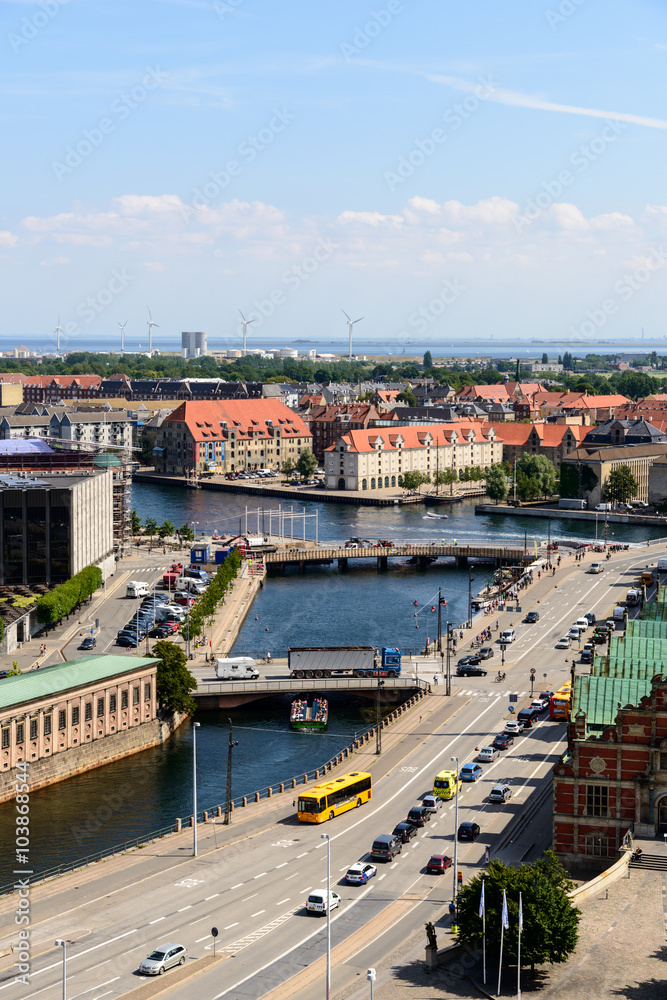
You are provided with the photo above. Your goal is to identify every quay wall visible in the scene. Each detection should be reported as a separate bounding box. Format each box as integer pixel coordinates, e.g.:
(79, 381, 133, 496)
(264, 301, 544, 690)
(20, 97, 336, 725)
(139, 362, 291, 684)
(0, 711, 188, 804)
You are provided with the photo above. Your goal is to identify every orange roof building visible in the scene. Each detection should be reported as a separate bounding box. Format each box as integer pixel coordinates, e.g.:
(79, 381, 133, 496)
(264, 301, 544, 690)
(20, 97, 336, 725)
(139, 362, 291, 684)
(488, 421, 588, 471)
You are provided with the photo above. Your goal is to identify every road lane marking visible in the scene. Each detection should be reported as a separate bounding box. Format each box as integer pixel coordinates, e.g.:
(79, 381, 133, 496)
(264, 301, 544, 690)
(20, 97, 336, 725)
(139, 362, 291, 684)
(224, 923, 239, 929)
(299, 886, 313, 893)
(189, 916, 209, 925)
(231, 883, 244, 889)
(251, 910, 266, 918)
(69, 980, 120, 1000)
(284, 872, 300, 880)
(276, 898, 290, 905)
(254, 872, 267, 879)
(205, 893, 220, 900)
(149, 917, 165, 924)
(195, 935, 211, 943)
(276, 862, 288, 869)
(177, 905, 192, 911)
(0, 930, 138, 989)
(242, 893, 257, 901)
(296, 852, 308, 858)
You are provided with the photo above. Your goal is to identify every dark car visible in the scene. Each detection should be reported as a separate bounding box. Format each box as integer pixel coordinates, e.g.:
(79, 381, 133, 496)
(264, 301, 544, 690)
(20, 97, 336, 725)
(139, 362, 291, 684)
(581, 647, 593, 663)
(78, 636, 97, 650)
(149, 626, 172, 638)
(393, 821, 418, 843)
(458, 654, 481, 666)
(539, 690, 554, 701)
(492, 733, 514, 750)
(406, 806, 431, 827)
(517, 708, 538, 727)
(426, 854, 452, 874)
(456, 664, 487, 677)
(458, 822, 481, 841)
(116, 635, 139, 647)
(524, 611, 540, 623)
(479, 646, 494, 659)
(592, 631, 607, 645)
(584, 612, 597, 625)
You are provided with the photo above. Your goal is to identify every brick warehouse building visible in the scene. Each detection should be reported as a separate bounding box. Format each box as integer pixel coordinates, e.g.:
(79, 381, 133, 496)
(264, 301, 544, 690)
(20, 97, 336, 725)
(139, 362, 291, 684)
(553, 602, 667, 866)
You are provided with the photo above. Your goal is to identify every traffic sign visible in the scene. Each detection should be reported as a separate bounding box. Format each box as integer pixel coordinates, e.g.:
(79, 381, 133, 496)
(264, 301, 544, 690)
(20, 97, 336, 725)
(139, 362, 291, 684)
(508, 705, 515, 713)
(509, 693, 518, 702)
(530, 668, 536, 676)
(211, 926, 218, 957)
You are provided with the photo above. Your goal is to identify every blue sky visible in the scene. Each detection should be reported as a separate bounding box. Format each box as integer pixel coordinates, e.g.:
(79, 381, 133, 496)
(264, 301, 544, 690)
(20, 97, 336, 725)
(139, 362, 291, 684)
(2, 0, 667, 353)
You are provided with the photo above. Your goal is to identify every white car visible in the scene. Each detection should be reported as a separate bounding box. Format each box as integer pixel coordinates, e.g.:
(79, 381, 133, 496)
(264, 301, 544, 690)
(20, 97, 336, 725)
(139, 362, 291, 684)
(573, 617, 589, 631)
(306, 890, 341, 914)
(555, 636, 571, 649)
(531, 697, 549, 711)
(588, 562, 604, 574)
(504, 720, 523, 735)
(477, 746, 500, 762)
(568, 627, 582, 640)
(139, 943, 187, 976)
(345, 863, 377, 884)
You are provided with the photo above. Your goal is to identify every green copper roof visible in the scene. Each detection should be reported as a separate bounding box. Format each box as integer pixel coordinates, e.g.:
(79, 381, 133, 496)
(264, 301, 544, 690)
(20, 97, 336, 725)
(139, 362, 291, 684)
(0, 654, 159, 712)
(572, 675, 652, 734)
(639, 601, 667, 622)
(626, 620, 667, 639)
(593, 657, 665, 681)
(608, 636, 667, 661)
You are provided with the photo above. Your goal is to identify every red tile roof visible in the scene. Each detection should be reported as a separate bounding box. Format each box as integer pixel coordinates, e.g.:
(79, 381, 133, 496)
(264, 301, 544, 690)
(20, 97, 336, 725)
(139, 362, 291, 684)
(165, 399, 311, 442)
(326, 421, 500, 453)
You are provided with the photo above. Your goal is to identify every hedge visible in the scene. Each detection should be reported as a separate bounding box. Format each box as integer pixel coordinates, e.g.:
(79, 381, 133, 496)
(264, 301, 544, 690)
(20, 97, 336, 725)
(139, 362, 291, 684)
(35, 565, 103, 626)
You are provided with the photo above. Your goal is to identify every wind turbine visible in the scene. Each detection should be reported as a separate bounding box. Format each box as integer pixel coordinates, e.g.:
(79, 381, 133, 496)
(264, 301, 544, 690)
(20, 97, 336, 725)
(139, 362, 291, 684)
(147, 308, 159, 354)
(239, 310, 255, 356)
(342, 309, 364, 359)
(54, 316, 63, 353)
(118, 321, 128, 353)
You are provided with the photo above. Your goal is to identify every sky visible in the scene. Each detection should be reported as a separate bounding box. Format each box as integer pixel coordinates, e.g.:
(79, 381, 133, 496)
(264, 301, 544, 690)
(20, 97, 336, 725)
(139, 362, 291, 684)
(2, 0, 667, 354)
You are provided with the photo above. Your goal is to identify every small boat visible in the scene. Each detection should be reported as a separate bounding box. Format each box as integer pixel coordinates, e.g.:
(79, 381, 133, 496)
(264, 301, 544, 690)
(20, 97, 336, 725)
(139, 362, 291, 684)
(290, 694, 328, 731)
(424, 511, 448, 519)
(423, 492, 464, 505)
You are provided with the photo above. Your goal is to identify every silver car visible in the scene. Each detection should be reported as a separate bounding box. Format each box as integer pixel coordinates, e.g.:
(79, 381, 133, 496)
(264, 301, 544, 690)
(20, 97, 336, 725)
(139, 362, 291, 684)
(139, 943, 187, 975)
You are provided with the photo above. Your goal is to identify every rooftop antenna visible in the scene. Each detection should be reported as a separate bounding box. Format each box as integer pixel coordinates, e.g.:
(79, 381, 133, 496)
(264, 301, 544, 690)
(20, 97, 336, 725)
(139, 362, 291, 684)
(118, 320, 128, 353)
(239, 310, 255, 356)
(147, 308, 159, 354)
(54, 316, 63, 353)
(342, 309, 364, 359)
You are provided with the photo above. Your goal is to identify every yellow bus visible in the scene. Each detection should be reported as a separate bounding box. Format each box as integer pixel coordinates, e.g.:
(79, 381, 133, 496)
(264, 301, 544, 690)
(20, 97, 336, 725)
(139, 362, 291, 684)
(550, 682, 572, 720)
(297, 771, 372, 823)
(433, 769, 461, 799)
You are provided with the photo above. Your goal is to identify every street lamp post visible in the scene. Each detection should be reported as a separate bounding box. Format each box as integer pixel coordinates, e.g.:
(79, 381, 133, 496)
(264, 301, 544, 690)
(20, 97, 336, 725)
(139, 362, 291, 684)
(445, 622, 451, 696)
(321, 833, 331, 1000)
(467, 566, 473, 627)
(224, 718, 238, 825)
(375, 678, 384, 755)
(437, 587, 442, 653)
(192, 721, 200, 857)
(451, 755, 459, 910)
(367, 968, 376, 1000)
(54, 939, 66, 1000)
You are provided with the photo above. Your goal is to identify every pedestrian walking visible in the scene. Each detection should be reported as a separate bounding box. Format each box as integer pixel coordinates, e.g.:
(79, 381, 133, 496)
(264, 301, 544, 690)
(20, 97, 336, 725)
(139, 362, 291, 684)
(449, 901, 456, 923)
(433, 674, 438, 685)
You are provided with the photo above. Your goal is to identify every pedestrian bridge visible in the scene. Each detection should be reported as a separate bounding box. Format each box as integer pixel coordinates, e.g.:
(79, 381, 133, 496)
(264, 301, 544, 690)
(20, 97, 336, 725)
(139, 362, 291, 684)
(264, 542, 527, 574)
(192, 674, 431, 708)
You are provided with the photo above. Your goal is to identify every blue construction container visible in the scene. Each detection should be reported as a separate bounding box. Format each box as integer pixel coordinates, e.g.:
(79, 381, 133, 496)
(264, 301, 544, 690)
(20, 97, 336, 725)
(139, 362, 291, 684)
(190, 542, 211, 563)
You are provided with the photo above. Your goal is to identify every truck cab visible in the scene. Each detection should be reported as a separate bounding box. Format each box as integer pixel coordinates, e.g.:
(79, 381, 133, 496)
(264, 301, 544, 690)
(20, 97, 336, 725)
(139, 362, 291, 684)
(381, 647, 401, 676)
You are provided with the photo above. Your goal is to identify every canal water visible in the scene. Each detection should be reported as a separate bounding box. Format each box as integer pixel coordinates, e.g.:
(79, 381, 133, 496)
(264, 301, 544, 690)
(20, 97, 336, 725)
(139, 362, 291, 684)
(3, 483, 662, 885)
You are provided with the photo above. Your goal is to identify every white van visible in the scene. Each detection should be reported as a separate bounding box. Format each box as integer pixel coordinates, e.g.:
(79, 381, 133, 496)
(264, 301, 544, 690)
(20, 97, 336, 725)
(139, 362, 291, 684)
(595, 503, 613, 512)
(215, 657, 259, 680)
(499, 628, 516, 645)
(658, 558, 667, 573)
(155, 604, 186, 622)
(589, 562, 604, 574)
(613, 605, 626, 621)
(126, 581, 150, 598)
(175, 578, 205, 595)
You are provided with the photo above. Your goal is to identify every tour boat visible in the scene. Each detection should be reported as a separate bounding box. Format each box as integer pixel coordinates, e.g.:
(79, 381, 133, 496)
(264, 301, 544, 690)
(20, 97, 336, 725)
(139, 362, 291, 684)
(290, 694, 328, 731)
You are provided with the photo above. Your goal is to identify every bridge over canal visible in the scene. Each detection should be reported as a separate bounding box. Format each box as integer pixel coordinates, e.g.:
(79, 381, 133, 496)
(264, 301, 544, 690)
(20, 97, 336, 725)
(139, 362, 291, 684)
(192, 673, 431, 708)
(263, 542, 528, 573)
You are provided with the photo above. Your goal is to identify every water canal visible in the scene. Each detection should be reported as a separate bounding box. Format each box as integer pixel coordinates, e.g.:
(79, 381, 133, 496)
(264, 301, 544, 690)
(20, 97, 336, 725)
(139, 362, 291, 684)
(2, 483, 662, 885)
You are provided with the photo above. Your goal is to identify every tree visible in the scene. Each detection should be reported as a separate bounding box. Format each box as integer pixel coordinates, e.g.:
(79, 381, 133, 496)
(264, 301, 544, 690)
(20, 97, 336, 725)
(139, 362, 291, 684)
(144, 517, 158, 545)
(485, 464, 509, 503)
(282, 458, 295, 478)
(401, 471, 430, 493)
(153, 641, 197, 715)
(602, 464, 639, 504)
(179, 523, 195, 543)
(296, 448, 318, 478)
(130, 510, 142, 536)
(516, 454, 557, 498)
(559, 464, 579, 499)
(456, 853, 580, 971)
(158, 519, 175, 541)
(541, 352, 549, 364)
(397, 389, 417, 406)
(423, 350, 433, 369)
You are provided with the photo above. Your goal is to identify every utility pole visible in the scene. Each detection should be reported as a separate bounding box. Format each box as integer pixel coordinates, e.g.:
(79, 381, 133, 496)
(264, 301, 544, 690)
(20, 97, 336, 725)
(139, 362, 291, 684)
(445, 622, 452, 696)
(437, 587, 442, 652)
(375, 677, 384, 755)
(224, 718, 238, 825)
(467, 565, 473, 628)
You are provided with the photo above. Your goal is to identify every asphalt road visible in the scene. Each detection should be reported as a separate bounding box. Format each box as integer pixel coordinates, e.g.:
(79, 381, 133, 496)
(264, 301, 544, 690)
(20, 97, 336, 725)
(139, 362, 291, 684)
(1, 545, 658, 1000)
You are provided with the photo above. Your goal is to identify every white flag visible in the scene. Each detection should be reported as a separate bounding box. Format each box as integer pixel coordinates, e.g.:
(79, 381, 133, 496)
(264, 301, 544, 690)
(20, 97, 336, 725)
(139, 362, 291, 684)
(479, 881, 485, 919)
(501, 889, 509, 930)
(518, 893, 523, 934)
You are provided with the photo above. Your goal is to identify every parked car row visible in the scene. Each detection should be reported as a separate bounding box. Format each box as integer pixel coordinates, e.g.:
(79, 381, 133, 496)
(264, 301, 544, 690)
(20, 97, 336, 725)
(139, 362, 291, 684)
(116, 592, 184, 646)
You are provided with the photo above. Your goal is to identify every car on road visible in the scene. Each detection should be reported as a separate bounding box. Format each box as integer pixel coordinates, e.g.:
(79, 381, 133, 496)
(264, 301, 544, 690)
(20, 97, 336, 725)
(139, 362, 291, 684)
(139, 943, 187, 976)
(592, 631, 608, 645)
(530, 697, 549, 712)
(517, 707, 538, 728)
(568, 627, 583, 640)
(458, 821, 481, 841)
(392, 821, 418, 843)
(306, 890, 341, 914)
(457, 654, 481, 667)
(345, 863, 377, 885)
(460, 762, 483, 782)
(406, 806, 431, 827)
(426, 854, 452, 874)
(116, 635, 139, 647)
(477, 746, 500, 762)
(539, 690, 554, 702)
(492, 733, 514, 750)
(422, 794, 443, 813)
(456, 664, 487, 677)
(78, 636, 96, 650)
(588, 562, 604, 574)
(524, 611, 540, 623)
(489, 784, 512, 803)
(584, 613, 597, 625)
(574, 617, 589, 631)
(479, 646, 494, 659)
(503, 720, 523, 735)
(581, 646, 593, 664)
(555, 636, 571, 649)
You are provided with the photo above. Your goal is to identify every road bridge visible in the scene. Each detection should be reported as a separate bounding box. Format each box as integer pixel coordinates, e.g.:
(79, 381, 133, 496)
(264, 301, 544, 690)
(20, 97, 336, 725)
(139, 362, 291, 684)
(193, 674, 430, 708)
(264, 541, 528, 573)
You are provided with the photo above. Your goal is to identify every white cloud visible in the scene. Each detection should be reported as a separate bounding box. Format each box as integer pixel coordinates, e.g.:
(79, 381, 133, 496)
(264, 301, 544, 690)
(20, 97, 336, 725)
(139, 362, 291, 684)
(0, 230, 17, 246)
(547, 203, 590, 231)
(591, 212, 635, 231)
(142, 261, 168, 272)
(337, 210, 403, 227)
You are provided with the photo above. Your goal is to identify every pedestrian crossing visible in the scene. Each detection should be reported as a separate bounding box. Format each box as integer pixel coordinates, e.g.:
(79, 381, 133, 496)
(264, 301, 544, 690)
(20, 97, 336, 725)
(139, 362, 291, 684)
(129, 565, 170, 575)
(455, 689, 530, 698)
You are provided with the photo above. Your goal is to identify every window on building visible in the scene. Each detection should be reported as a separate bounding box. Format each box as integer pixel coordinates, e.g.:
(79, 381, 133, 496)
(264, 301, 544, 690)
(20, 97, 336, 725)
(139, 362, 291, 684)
(586, 784, 608, 817)
(58, 710, 66, 730)
(109, 694, 117, 714)
(16, 723, 24, 744)
(144, 683, 151, 702)
(121, 690, 128, 710)
(85, 702, 92, 722)
(72, 706, 80, 726)
(133, 687, 140, 705)
(2, 728, 9, 749)
(585, 833, 608, 856)
(44, 715, 51, 736)
(97, 698, 104, 718)
(29, 719, 38, 740)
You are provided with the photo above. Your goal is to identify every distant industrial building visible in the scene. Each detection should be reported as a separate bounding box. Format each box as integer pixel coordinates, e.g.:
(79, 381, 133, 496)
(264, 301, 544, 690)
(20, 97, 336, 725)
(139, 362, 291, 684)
(181, 332, 207, 358)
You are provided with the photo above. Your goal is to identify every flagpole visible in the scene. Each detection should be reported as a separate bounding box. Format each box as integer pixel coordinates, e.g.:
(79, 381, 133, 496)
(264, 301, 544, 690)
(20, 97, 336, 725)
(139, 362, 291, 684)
(498, 888, 508, 997)
(517, 892, 523, 1000)
(482, 878, 486, 985)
